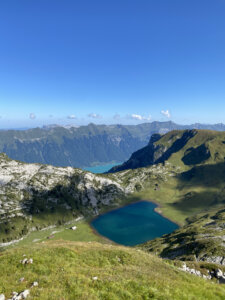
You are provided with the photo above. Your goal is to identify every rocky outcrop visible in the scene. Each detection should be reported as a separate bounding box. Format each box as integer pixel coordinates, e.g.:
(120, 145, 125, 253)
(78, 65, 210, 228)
(0, 153, 126, 243)
(179, 263, 225, 284)
(140, 208, 225, 266)
(179, 263, 211, 280)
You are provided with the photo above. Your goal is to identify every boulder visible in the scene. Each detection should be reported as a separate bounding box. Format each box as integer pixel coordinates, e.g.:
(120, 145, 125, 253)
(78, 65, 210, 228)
(92, 276, 98, 280)
(215, 269, 223, 278)
(31, 281, 38, 287)
(21, 258, 28, 265)
(27, 258, 33, 264)
(12, 290, 30, 300)
(219, 276, 225, 284)
(20, 290, 30, 299)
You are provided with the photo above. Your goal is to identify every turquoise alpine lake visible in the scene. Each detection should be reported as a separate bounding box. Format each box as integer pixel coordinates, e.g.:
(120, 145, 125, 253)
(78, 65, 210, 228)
(83, 162, 121, 173)
(91, 201, 179, 246)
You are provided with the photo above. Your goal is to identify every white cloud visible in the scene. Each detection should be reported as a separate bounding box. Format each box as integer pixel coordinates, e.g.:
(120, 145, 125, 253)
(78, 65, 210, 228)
(161, 110, 171, 118)
(88, 113, 102, 119)
(29, 113, 36, 120)
(130, 114, 151, 121)
(113, 113, 120, 120)
(67, 114, 76, 119)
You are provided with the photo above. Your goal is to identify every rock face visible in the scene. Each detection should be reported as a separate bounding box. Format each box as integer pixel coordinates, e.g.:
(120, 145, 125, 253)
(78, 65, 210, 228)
(0, 153, 125, 244)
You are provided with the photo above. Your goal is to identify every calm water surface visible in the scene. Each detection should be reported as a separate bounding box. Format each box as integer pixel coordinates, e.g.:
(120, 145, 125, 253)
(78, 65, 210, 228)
(83, 162, 121, 173)
(92, 201, 178, 246)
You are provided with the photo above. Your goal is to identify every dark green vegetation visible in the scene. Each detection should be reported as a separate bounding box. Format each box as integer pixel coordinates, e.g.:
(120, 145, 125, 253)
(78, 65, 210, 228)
(1, 121, 225, 168)
(1, 240, 225, 299)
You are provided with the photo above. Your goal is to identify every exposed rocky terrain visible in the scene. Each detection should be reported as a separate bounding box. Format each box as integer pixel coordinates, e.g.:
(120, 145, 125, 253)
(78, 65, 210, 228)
(140, 208, 225, 266)
(0, 153, 126, 244)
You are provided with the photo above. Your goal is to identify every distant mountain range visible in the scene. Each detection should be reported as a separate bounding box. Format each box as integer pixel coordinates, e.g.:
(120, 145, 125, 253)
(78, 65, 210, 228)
(1, 121, 225, 168)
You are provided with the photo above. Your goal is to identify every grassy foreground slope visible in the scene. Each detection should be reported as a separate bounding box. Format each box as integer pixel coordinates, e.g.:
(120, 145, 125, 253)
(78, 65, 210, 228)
(1, 241, 225, 300)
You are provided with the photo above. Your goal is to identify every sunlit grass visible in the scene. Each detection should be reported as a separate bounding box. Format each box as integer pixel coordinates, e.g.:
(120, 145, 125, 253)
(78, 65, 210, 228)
(1, 240, 225, 299)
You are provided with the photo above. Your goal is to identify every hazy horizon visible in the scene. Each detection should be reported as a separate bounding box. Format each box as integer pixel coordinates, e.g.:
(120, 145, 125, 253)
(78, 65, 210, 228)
(1, 120, 225, 131)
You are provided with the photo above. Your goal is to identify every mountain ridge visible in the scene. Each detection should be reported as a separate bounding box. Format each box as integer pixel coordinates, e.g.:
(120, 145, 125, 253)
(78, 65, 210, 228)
(1, 121, 225, 168)
(109, 129, 225, 172)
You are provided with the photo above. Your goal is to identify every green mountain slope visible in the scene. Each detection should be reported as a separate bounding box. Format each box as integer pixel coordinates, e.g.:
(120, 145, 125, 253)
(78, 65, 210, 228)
(2, 129, 225, 277)
(1, 122, 225, 168)
(1, 240, 225, 300)
(140, 207, 225, 265)
(108, 129, 225, 265)
(110, 129, 225, 171)
(109, 130, 225, 223)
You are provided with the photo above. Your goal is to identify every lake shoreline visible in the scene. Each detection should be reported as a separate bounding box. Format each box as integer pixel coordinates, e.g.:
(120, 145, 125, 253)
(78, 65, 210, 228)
(89, 199, 179, 246)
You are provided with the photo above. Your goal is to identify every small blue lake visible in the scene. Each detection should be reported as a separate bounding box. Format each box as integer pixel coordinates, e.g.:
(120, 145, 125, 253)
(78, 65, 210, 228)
(91, 201, 178, 246)
(83, 162, 121, 174)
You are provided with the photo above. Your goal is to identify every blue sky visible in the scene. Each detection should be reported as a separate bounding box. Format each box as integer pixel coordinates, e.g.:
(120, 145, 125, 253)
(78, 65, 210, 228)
(0, 0, 225, 128)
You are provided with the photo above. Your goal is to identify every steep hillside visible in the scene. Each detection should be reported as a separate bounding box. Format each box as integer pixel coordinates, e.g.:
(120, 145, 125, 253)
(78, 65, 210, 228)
(140, 207, 225, 266)
(108, 130, 225, 266)
(1, 240, 225, 300)
(0, 153, 127, 244)
(0, 122, 169, 168)
(2, 129, 225, 272)
(0, 151, 180, 245)
(108, 131, 225, 224)
(1, 122, 225, 168)
(110, 129, 225, 172)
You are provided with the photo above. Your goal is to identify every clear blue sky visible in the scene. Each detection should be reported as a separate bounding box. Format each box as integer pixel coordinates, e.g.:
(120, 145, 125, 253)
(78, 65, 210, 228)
(0, 0, 225, 128)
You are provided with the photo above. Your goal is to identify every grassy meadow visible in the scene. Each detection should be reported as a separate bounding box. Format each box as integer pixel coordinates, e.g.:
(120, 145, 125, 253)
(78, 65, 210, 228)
(1, 240, 225, 300)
